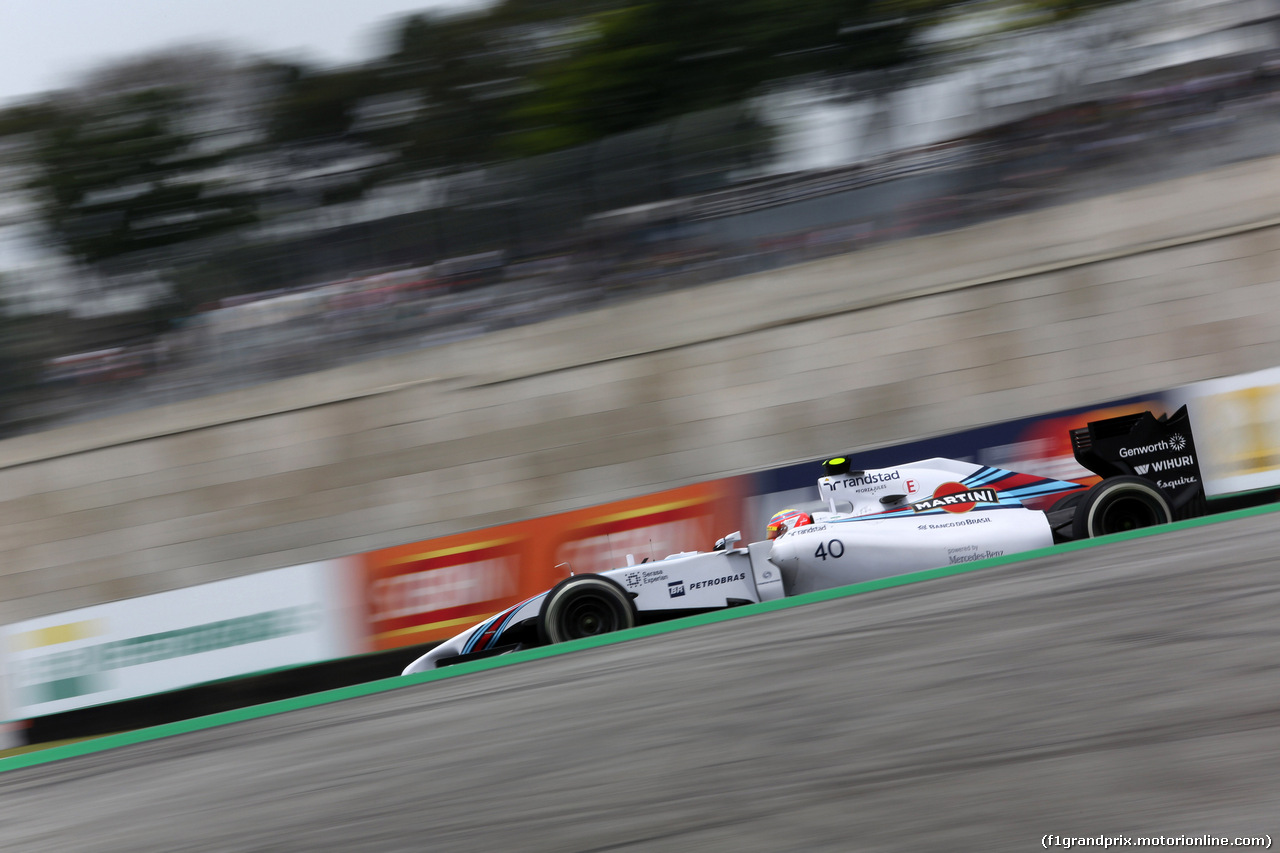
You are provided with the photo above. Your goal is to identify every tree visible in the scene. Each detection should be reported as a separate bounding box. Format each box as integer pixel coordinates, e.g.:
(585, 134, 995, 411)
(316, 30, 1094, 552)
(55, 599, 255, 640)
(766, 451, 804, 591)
(505, 0, 930, 156)
(27, 85, 258, 268)
(264, 62, 376, 144)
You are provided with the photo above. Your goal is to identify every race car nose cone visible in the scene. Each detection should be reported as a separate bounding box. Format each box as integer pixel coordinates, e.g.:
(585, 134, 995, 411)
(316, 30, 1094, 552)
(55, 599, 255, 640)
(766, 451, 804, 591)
(767, 536, 800, 572)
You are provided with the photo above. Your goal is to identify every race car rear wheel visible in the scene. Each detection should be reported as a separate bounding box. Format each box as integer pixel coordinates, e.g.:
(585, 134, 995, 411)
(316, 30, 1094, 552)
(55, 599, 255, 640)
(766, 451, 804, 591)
(538, 575, 637, 645)
(1071, 476, 1173, 539)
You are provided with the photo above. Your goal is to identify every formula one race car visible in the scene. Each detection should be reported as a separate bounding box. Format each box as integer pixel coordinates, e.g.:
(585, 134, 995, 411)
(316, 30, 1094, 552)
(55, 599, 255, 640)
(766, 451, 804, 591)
(402, 408, 1206, 673)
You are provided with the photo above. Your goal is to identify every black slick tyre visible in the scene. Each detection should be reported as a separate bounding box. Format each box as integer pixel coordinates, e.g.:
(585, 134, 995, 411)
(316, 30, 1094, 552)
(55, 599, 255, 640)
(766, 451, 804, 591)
(1070, 475, 1173, 539)
(538, 575, 637, 645)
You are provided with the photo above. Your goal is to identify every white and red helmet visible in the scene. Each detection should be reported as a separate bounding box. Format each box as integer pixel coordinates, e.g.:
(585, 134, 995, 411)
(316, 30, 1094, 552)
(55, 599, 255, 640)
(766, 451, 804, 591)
(766, 508, 813, 539)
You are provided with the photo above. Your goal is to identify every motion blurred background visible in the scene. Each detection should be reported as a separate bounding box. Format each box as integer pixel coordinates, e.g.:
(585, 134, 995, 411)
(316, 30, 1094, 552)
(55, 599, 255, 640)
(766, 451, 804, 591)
(1, 0, 1278, 436)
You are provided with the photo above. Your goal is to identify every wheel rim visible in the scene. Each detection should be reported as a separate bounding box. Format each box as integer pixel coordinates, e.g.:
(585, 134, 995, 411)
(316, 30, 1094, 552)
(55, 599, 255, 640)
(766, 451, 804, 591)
(1098, 493, 1165, 533)
(560, 593, 624, 639)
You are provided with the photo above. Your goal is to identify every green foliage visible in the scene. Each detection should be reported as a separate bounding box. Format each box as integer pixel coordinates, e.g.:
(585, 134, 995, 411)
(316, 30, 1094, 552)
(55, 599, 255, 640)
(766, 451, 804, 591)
(265, 0, 943, 164)
(27, 87, 258, 267)
(0, 102, 59, 138)
(267, 10, 542, 170)
(374, 13, 525, 169)
(1011, 0, 1128, 23)
(264, 63, 379, 144)
(0, 0, 1125, 292)
(505, 0, 927, 156)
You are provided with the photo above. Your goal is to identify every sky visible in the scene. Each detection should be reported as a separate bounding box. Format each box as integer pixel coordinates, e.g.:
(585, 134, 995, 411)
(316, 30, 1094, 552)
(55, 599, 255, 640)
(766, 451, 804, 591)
(0, 0, 488, 107)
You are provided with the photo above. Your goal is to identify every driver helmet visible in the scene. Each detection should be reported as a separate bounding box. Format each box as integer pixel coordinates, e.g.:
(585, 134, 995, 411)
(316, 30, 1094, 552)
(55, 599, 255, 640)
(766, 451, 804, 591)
(767, 508, 813, 539)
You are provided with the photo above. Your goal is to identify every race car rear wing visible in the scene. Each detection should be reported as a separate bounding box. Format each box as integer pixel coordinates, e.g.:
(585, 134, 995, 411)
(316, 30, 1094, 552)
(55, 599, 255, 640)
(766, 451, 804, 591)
(1071, 405, 1207, 520)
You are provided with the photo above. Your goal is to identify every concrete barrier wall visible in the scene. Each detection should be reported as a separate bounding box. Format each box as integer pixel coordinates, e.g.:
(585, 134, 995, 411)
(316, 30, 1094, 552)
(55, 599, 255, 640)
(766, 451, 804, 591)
(3, 155, 1280, 625)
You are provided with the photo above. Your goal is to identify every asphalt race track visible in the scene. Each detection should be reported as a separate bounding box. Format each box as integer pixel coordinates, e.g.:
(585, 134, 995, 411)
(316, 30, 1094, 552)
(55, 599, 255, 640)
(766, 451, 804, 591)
(3, 511, 1279, 852)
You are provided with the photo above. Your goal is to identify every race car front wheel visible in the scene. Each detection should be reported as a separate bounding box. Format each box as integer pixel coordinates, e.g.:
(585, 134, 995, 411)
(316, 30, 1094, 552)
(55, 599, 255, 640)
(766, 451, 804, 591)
(1071, 476, 1173, 539)
(538, 575, 637, 645)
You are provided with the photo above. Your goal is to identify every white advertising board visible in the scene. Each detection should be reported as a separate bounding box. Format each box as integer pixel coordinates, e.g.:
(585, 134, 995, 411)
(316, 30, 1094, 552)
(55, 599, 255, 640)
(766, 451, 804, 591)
(0, 661, 17, 749)
(1, 560, 361, 720)
(1167, 367, 1280, 497)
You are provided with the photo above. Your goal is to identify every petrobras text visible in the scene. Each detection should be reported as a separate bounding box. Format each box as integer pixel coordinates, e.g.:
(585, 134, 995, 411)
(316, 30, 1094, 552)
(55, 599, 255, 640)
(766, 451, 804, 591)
(686, 573, 746, 591)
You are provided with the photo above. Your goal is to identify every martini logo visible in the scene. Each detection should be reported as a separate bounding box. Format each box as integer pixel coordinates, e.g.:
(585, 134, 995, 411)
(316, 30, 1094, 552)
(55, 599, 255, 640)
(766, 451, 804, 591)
(911, 482, 999, 514)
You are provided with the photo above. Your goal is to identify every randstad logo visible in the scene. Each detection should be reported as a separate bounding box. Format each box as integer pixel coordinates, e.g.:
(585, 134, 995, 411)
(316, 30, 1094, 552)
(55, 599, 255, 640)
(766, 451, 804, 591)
(823, 470, 902, 491)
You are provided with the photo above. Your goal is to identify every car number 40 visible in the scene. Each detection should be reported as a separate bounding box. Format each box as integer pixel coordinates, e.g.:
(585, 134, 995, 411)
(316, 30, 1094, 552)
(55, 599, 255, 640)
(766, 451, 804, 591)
(814, 539, 845, 560)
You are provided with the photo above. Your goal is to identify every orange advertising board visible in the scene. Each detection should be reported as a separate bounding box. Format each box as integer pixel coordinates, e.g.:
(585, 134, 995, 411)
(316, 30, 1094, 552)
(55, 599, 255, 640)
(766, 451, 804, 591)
(358, 479, 744, 651)
(361, 521, 543, 651)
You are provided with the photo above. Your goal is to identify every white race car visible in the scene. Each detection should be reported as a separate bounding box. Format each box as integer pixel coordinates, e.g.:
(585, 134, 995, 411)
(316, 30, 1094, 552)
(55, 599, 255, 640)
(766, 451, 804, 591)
(403, 408, 1202, 673)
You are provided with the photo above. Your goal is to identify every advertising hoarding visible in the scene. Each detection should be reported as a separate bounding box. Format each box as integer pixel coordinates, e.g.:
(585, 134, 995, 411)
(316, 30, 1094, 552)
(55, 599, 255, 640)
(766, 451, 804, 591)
(1, 560, 360, 720)
(361, 521, 544, 652)
(1168, 367, 1280, 496)
(359, 480, 743, 651)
